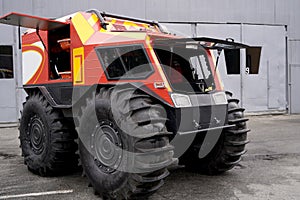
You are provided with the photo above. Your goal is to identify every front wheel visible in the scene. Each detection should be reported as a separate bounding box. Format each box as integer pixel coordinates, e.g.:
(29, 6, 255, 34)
(179, 91, 250, 174)
(77, 87, 175, 199)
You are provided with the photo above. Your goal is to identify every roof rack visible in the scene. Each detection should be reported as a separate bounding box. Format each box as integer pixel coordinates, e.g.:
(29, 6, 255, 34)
(85, 9, 166, 33)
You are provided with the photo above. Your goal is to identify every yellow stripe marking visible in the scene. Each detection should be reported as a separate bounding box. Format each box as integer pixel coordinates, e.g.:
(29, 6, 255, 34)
(73, 47, 85, 85)
(123, 21, 140, 29)
(72, 13, 95, 43)
(146, 36, 172, 92)
(88, 14, 99, 27)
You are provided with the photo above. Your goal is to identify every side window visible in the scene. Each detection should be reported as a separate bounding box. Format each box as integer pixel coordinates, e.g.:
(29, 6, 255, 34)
(0, 46, 13, 79)
(96, 45, 153, 79)
(246, 47, 262, 74)
(224, 49, 240, 75)
(101, 48, 125, 78)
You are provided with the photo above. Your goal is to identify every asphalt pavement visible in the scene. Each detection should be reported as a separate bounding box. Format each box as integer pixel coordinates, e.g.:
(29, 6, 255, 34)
(0, 114, 299, 200)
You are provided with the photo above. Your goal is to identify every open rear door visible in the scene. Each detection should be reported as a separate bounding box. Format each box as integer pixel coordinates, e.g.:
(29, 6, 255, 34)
(0, 12, 67, 30)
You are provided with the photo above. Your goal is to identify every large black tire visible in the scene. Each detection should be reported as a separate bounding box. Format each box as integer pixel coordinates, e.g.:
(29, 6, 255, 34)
(179, 91, 250, 175)
(77, 87, 174, 199)
(19, 91, 78, 176)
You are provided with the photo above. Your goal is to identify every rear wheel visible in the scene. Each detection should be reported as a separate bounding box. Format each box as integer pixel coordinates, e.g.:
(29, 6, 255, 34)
(179, 91, 250, 174)
(19, 91, 78, 176)
(77, 87, 174, 199)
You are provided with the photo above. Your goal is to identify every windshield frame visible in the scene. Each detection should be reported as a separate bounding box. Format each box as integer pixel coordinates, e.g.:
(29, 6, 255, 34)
(153, 41, 216, 94)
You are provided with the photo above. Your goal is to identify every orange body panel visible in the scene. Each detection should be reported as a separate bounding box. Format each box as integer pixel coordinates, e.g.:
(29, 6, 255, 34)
(17, 11, 224, 107)
(22, 31, 49, 85)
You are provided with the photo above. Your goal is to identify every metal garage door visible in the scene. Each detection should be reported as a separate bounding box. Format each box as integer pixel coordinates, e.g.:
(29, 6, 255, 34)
(197, 23, 287, 112)
(0, 26, 18, 123)
(242, 25, 286, 112)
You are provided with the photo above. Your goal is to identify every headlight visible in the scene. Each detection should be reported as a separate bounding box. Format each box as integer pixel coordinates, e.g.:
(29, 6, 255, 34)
(171, 93, 192, 108)
(213, 92, 227, 105)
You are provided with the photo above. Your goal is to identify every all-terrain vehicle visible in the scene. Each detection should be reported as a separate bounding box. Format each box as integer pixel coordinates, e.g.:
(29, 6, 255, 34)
(0, 9, 251, 199)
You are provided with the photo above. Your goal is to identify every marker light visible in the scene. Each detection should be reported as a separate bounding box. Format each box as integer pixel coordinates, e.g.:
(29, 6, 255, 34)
(171, 93, 192, 108)
(213, 92, 227, 105)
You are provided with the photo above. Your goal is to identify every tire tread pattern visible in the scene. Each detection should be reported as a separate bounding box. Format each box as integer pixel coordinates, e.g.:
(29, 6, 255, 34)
(20, 91, 78, 176)
(78, 86, 174, 200)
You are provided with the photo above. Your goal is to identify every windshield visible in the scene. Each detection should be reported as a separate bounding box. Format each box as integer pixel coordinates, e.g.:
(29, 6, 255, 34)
(154, 43, 215, 94)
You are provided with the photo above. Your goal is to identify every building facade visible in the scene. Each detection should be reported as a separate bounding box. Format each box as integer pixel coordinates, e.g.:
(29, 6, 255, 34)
(0, 0, 299, 123)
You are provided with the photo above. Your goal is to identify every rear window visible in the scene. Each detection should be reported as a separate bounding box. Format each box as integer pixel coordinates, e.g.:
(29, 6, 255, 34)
(96, 44, 154, 80)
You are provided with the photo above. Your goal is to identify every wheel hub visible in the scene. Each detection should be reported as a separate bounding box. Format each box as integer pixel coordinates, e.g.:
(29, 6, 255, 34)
(92, 120, 122, 173)
(28, 115, 45, 155)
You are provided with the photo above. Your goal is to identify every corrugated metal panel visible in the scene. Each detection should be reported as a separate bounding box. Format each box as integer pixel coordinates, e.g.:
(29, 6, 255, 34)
(0, 25, 13, 44)
(89, 0, 146, 19)
(274, 0, 290, 24)
(289, 41, 300, 64)
(275, 0, 300, 39)
(197, 24, 242, 42)
(33, 0, 148, 19)
(34, 0, 87, 17)
(33, 0, 64, 17)
(291, 64, 300, 113)
(0, 0, 298, 38)
(146, 0, 276, 24)
(240, 0, 275, 24)
(161, 23, 193, 37)
(62, 1, 89, 15)
(146, 0, 192, 21)
(0, 1, 3, 16)
(2, 0, 33, 15)
(284, 2, 300, 113)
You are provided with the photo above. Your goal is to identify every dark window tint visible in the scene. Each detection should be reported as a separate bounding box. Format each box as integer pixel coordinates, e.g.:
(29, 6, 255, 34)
(246, 47, 262, 74)
(0, 46, 13, 79)
(154, 46, 215, 94)
(96, 45, 153, 79)
(224, 49, 240, 74)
